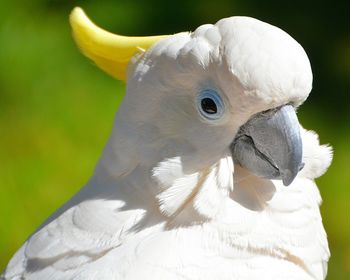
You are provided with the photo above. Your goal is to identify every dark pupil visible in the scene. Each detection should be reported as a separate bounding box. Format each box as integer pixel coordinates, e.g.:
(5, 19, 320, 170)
(201, 98, 217, 114)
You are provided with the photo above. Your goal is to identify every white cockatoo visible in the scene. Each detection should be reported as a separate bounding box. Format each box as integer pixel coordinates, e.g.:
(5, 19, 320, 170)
(1, 7, 333, 280)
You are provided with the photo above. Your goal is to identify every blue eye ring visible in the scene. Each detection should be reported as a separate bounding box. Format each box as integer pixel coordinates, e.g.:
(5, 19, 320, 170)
(197, 88, 225, 121)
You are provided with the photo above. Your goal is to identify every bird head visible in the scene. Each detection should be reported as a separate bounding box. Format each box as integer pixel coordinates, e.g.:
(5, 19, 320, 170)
(70, 8, 332, 218)
(125, 16, 312, 186)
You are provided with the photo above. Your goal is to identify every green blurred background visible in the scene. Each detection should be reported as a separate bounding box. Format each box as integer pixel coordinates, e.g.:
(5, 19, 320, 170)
(0, 0, 349, 278)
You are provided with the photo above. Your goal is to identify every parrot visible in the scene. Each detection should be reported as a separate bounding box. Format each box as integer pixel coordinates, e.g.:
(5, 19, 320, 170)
(1, 7, 333, 280)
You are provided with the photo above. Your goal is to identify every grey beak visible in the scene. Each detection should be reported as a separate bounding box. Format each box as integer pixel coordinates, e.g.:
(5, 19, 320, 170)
(231, 105, 303, 186)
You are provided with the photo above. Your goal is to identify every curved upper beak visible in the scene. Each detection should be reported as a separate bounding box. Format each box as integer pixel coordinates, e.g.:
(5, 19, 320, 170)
(231, 104, 303, 186)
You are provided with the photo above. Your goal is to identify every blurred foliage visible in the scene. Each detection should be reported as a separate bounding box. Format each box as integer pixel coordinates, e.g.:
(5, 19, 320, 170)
(0, 0, 349, 279)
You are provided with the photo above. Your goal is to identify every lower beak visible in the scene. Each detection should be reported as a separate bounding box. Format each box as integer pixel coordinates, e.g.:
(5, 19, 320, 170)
(231, 105, 303, 186)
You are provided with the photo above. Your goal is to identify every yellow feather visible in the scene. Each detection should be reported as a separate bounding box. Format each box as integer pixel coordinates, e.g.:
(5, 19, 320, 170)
(69, 7, 170, 80)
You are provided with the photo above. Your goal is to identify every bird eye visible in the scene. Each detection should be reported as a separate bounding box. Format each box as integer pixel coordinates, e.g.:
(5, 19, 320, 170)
(197, 89, 225, 121)
(201, 98, 217, 114)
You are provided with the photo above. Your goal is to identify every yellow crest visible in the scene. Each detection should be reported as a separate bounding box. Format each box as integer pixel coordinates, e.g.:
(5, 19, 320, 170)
(70, 7, 170, 80)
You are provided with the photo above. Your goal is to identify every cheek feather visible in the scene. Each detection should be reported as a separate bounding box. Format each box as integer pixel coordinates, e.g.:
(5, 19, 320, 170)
(298, 128, 333, 180)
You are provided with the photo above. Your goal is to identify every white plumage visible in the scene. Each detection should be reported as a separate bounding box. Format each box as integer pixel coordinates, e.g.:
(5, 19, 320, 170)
(1, 13, 332, 280)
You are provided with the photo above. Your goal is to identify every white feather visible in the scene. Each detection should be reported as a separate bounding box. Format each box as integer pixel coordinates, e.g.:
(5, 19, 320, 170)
(299, 128, 333, 180)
